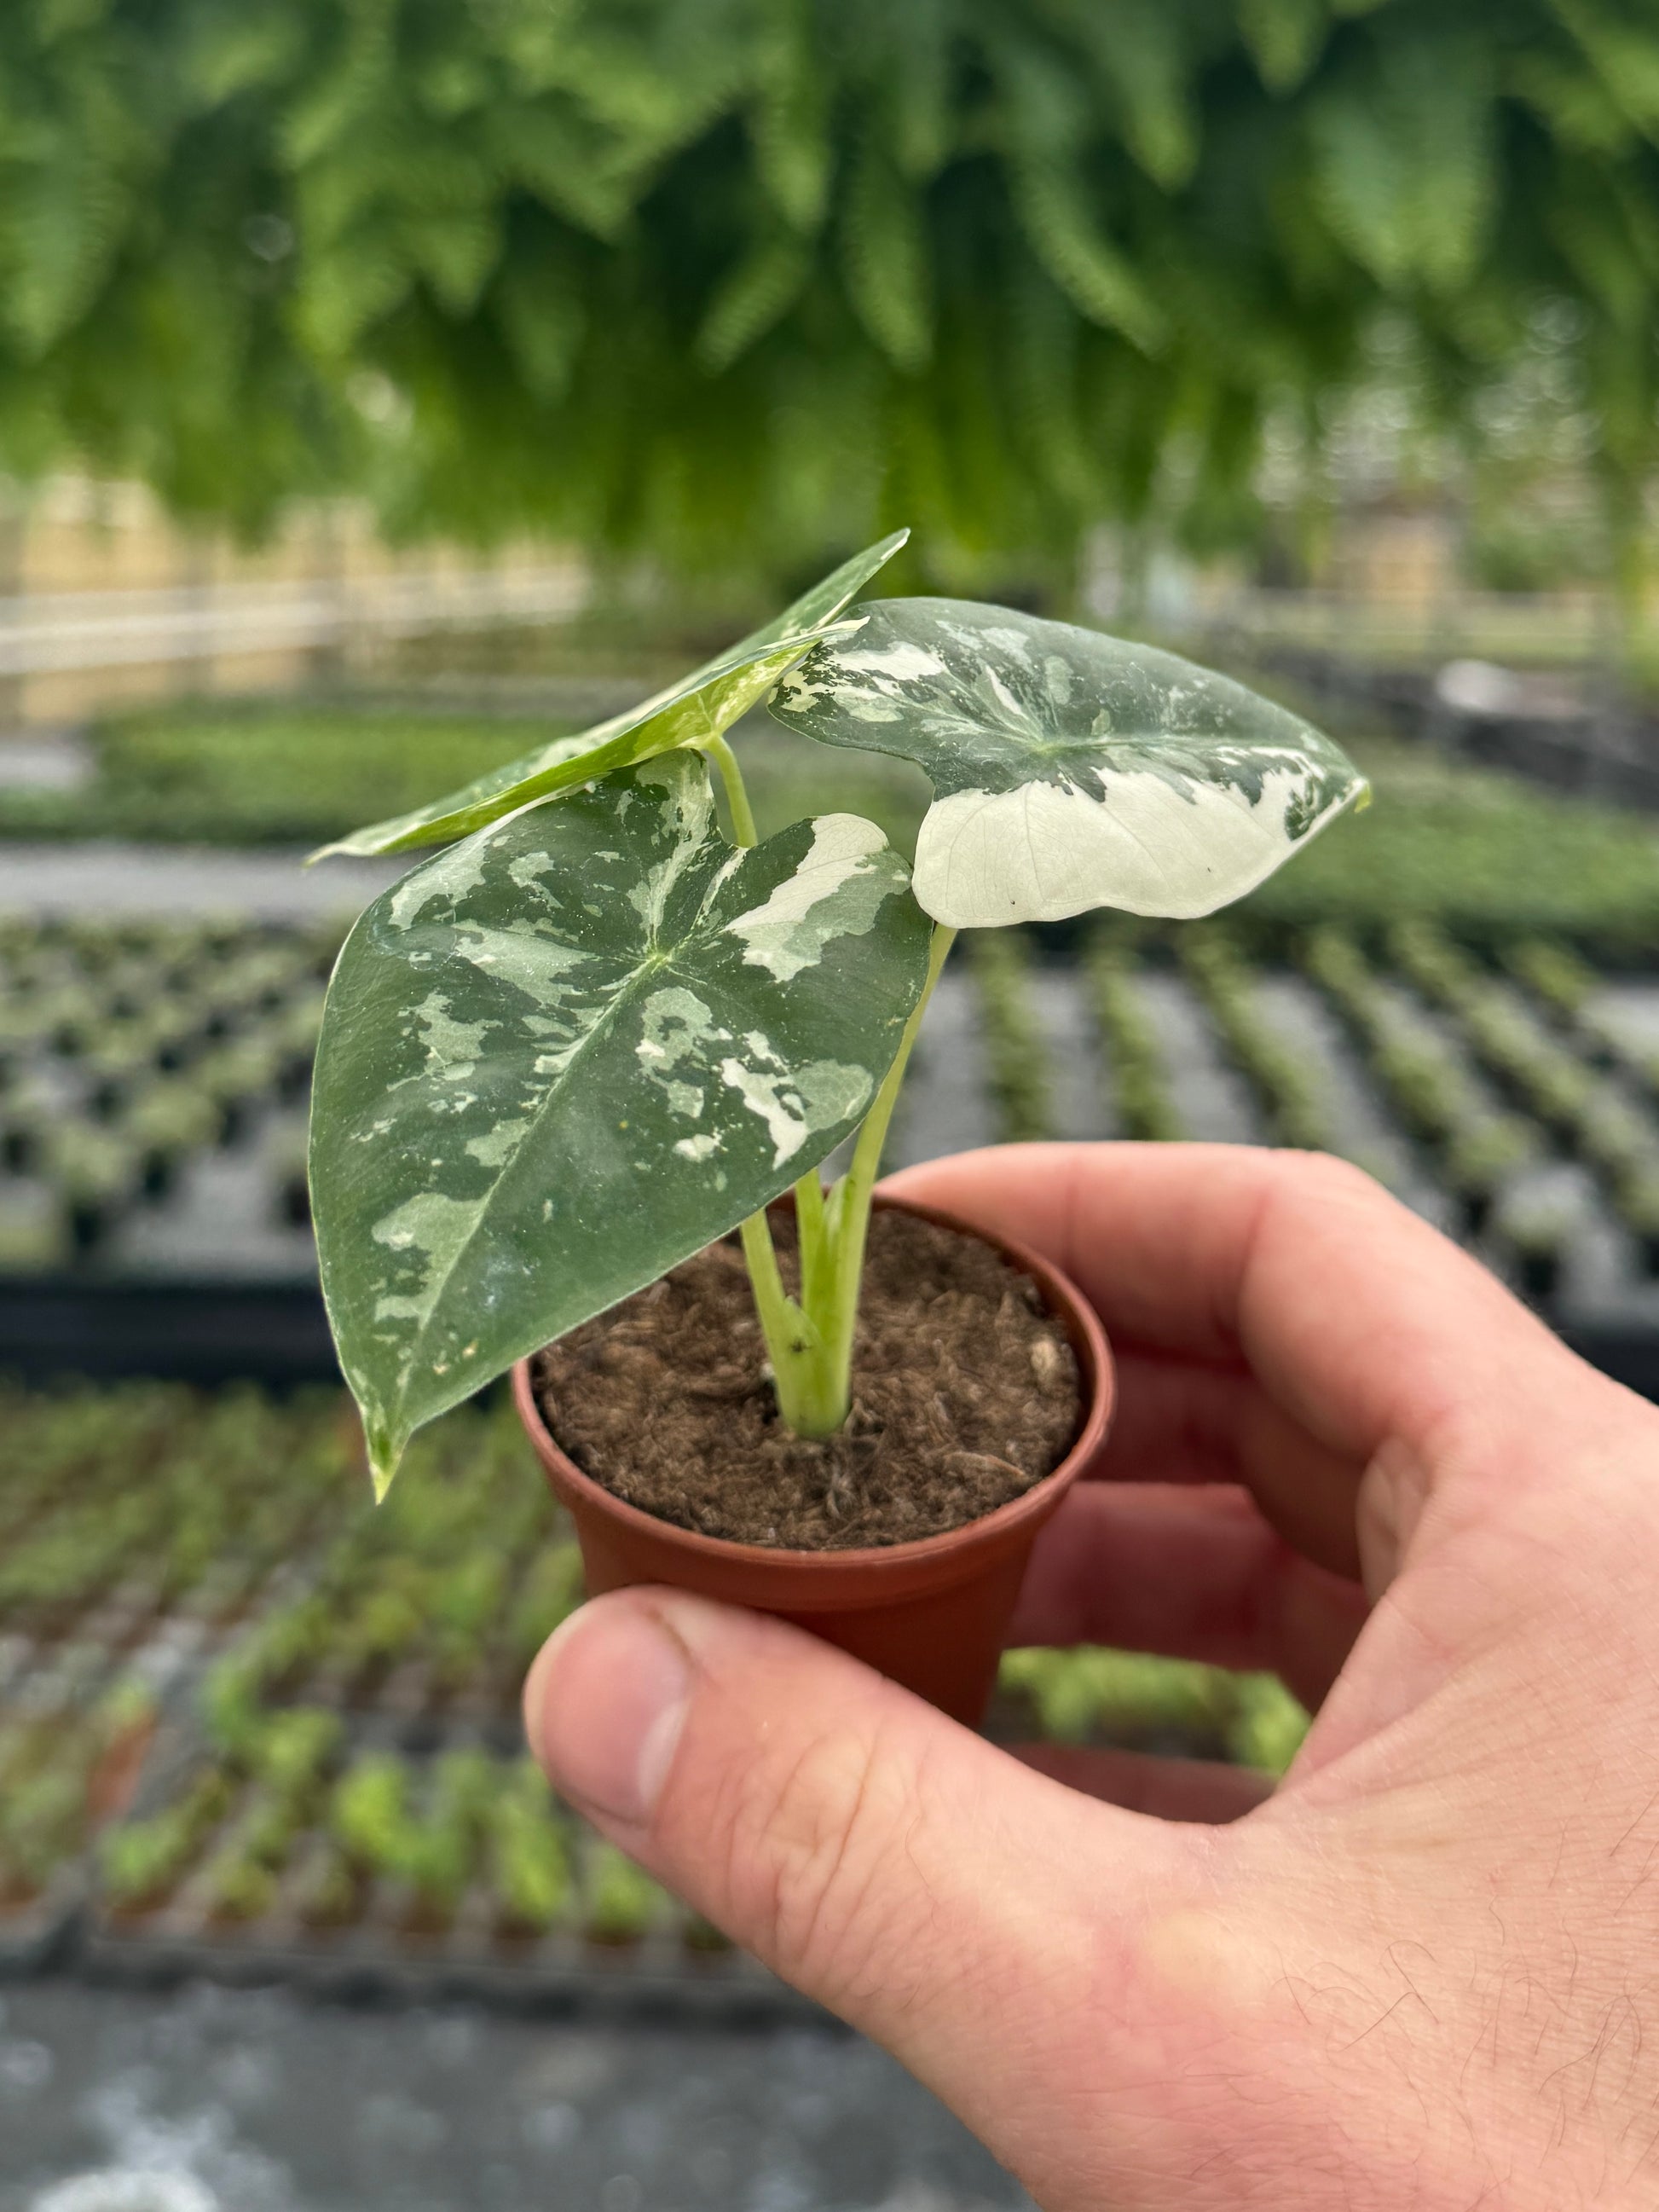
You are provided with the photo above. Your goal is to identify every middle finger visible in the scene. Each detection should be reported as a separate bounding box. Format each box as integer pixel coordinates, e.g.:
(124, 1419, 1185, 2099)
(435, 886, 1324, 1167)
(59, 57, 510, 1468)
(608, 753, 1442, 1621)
(1104, 1349, 1364, 1577)
(1008, 1481, 1372, 1711)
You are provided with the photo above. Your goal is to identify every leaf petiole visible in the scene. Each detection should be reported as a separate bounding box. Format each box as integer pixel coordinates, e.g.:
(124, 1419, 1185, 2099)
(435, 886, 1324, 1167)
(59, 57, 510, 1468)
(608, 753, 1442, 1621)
(703, 732, 758, 848)
(743, 921, 956, 1440)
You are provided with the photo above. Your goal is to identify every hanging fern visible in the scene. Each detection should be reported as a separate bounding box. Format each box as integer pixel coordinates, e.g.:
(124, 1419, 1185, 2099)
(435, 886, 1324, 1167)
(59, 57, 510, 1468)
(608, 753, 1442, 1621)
(0, 0, 1650, 582)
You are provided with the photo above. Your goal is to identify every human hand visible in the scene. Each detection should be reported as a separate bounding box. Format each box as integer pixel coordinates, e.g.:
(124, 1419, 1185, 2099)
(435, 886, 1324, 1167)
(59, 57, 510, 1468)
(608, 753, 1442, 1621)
(524, 1144, 1659, 2209)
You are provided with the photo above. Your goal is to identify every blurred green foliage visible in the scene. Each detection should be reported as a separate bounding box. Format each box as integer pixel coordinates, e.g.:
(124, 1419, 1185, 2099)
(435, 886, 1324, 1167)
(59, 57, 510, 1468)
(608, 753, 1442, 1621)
(0, 700, 575, 844)
(1, 2, 1656, 577)
(1240, 744, 1659, 948)
(0, 697, 932, 849)
(4, 695, 1656, 948)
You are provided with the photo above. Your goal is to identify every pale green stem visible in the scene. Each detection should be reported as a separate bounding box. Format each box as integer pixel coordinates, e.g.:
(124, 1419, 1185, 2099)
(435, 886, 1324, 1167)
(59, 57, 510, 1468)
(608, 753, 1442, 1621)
(709, 732, 801, 1374)
(793, 1162, 832, 1314)
(807, 924, 955, 1431)
(708, 724, 957, 1438)
(703, 732, 758, 848)
(761, 923, 956, 1439)
(738, 1211, 826, 1429)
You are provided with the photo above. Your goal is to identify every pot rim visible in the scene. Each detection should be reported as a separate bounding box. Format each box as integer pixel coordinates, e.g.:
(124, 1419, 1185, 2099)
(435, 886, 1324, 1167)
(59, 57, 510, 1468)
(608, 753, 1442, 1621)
(512, 1190, 1113, 1578)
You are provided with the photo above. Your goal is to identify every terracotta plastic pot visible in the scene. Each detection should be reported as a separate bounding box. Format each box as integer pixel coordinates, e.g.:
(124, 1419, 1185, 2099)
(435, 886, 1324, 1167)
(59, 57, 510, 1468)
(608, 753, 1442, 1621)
(512, 1194, 1114, 1727)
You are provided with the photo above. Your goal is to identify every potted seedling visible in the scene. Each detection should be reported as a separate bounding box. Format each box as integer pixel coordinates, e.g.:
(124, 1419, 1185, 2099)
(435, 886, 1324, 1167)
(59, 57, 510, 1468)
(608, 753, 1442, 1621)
(584, 1837, 671, 1948)
(1444, 1115, 1534, 1237)
(488, 1762, 574, 1945)
(128, 1078, 221, 1197)
(98, 1768, 234, 1923)
(1495, 1182, 1578, 1303)
(309, 534, 1366, 1721)
(1621, 1167, 1659, 1277)
(1085, 939, 1183, 1142)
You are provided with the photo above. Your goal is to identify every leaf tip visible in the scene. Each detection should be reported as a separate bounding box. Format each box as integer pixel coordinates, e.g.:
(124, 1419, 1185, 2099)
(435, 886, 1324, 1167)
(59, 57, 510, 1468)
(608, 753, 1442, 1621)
(366, 1421, 402, 1503)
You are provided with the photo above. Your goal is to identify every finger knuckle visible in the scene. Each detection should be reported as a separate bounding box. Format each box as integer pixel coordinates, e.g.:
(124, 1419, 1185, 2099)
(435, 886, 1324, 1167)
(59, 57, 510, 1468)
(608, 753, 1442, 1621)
(722, 1721, 913, 1998)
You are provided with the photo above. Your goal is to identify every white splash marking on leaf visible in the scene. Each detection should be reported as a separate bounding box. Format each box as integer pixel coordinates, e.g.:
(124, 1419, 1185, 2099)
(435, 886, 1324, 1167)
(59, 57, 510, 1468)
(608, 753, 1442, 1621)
(984, 669, 1023, 717)
(625, 765, 718, 932)
(453, 924, 587, 1003)
(368, 1191, 480, 1346)
(769, 669, 831, 712)
(465, 1120, 529, 1167)
(724, 815, 893, 982)
(506, 849, 552, 893)
(718, 1056, 874, 1167)
(913, 767, 1326, 927)
(830, 641, 949, 681)
(673, 1132, 721, 1161)
(414, 993, 492, 1080)
(637, 987, 730, 1070)
(385, 837, 496, 929)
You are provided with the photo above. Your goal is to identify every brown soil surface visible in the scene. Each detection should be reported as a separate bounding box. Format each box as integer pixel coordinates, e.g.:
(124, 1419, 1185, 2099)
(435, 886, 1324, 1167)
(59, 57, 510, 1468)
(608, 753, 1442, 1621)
(534, 1209, 1082, 1550)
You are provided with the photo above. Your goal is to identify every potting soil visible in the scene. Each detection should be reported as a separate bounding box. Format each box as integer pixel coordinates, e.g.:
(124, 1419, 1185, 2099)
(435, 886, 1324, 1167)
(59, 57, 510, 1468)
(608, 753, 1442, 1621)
(535, 1210, 1082, 1549)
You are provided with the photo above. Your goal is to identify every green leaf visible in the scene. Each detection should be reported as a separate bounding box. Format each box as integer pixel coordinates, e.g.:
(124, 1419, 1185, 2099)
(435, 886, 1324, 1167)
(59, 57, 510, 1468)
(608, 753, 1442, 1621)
(1007, 160, 1166, 354)
(405, 208, 500, 316)
(766, 599, 1367, 926)
(310, 751, 932, 1491)
(310, 530, 910, 860)
(494, 249, 587, 399)
(695, 223, 813, 372)
(1306, 38, 1496, 294)
(184, 6, 310, 107)
(1238, 0, 1329, 92)
(839, 136, 933, 372)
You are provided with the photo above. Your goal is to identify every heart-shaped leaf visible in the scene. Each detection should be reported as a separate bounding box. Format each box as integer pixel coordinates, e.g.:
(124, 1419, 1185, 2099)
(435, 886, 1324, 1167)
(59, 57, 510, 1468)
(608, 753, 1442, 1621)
(767, 599, 1367, 925)
(310, 750, 932, 1491)
(310, 530, 910, 861)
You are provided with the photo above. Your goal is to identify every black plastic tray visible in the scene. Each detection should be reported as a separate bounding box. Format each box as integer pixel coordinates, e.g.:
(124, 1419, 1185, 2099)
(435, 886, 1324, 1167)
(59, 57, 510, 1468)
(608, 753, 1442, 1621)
(5, 1272, 1657, 1407)
(78, 1901, 823, 2023)
(0, 1274, 336, 1383)
(0, 1870, 83, 1977)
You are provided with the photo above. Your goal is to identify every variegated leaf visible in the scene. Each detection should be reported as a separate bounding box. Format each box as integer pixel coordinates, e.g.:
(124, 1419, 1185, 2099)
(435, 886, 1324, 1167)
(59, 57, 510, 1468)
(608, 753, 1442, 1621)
(310, 530, 910, 861)
(309, 750, 932, 1491)
(767, 599, 1367, 926)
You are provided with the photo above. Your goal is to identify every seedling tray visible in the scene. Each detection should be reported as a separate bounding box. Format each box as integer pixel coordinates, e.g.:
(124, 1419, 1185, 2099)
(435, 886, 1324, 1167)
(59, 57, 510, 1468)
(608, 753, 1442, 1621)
(8, 917, 1659, 1395)
(79, 1882, 822, 2023)
(0, 1867, 84, 1976)
(81, 1715, 826, 2023)
(0, 1631, 185, 1974)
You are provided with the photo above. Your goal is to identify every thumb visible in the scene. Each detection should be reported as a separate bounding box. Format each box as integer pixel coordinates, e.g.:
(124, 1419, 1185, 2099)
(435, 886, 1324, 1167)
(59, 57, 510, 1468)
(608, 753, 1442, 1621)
(523, 1589, 1196, 2173)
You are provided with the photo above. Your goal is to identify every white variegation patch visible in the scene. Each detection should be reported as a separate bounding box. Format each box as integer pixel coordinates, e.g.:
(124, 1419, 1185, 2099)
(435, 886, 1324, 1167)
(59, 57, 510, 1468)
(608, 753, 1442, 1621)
(718, 1055, 874, 1168)
(832, 641, 950, 682)
(724, 814, 892, 982)
(768, 597, 1368, 928)
(916, 767, 1324, 925)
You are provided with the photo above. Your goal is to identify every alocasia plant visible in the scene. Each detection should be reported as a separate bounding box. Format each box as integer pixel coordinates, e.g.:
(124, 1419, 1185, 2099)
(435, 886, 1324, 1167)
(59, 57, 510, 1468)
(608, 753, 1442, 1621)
(309, 534, 1366, 1494)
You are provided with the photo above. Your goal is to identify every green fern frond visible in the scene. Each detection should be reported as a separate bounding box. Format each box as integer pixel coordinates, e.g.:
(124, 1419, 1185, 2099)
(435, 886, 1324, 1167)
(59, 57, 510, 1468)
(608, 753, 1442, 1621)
(839, 132, 933, 373)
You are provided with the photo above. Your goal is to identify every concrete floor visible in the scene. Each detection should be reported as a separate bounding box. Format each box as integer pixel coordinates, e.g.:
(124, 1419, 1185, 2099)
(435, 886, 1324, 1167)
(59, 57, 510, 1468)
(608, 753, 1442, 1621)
(0, 1982, 1030, 2212)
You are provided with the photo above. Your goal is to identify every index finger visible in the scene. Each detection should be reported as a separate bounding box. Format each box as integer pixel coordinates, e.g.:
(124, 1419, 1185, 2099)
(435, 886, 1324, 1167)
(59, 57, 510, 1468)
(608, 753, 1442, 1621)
(884, 1143, 1592, 1469)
